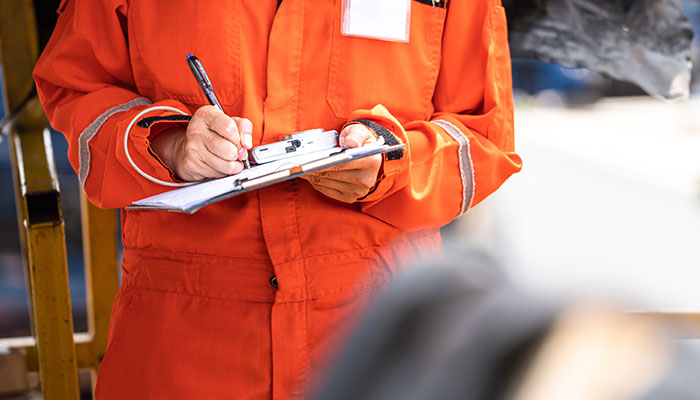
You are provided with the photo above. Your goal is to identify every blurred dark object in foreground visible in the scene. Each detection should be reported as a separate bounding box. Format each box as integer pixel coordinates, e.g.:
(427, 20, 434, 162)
(504, 0, 695, 100)
(313, 248, 554, 400)
(314, 245, 700, 400)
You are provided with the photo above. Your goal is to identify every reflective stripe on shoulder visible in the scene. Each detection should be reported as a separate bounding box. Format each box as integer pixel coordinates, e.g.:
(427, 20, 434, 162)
(78, 97, 152, 189)
(432, 119, 475, 215)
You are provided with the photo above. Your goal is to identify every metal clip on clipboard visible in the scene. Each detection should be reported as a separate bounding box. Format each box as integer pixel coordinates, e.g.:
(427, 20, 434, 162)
(233, 146, 389, 191)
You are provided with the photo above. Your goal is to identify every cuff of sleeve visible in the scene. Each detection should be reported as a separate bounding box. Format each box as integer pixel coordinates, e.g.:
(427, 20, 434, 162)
(346, 119, 404, 160)
(116, 100, 192, 185)
(345, 104, 408, 177)
(344, 104, 410, 202)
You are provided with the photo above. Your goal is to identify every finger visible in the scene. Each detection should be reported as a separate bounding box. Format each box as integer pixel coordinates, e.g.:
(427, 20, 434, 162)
(304, 174, 370, 199)
(193, 105, 220, 120)
(206, 112, 241, 146)
(310, 176, 358, 193)
(243, 133, 253, 149)
(199, 152, 244, 176)
(195, 161, 226, 179)
(177, 156, 224, 181)
(233, 118, 254, 149)
(339, 124, 377, 148)
(312, 169, 377, 189)
(307, 182, 355, 203)
(231, 118, 253, 162)
(238, 147, 251, 162)
(204, 134, 239, 161)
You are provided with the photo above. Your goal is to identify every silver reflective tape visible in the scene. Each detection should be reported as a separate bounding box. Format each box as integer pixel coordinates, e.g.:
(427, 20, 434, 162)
(432, 119, 475, 214)
(78, 97, 152, 189)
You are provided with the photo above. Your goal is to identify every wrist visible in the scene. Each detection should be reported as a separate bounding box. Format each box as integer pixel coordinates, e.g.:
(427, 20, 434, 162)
(150, 127, 186, 173)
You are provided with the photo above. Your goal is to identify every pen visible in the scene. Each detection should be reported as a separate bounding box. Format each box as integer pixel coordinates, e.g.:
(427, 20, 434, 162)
(186, 53, 251, 169)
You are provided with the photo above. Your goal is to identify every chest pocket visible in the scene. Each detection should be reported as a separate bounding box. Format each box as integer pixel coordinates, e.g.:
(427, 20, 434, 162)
(128, 0, 242, 106)
(327, 1, 447, 123)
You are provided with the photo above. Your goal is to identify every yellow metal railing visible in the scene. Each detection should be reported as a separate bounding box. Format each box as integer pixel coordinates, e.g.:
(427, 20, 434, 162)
(1, 1, 119, 399)
(1, 0, 79, 398)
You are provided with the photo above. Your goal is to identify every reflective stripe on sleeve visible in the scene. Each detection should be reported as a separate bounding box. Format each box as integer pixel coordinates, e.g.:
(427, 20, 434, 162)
(432, 119, 475, 214)
(78, 97, 152, 189)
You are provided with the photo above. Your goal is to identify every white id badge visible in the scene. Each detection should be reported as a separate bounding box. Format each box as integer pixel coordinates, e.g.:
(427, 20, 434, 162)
(341, 0, 411, 43)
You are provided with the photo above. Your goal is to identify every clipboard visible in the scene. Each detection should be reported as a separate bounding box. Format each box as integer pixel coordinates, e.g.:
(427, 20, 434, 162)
(126, 143, 405, 214)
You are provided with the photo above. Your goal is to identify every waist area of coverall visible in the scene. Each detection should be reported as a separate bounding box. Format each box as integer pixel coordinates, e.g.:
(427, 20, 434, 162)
(120, 230, 442, 305)
(120, 181, 445, 303)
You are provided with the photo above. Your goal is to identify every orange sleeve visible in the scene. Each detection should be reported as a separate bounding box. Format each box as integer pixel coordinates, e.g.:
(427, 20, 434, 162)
(347, 0, 522, 231)
(33, 0, 191, 209)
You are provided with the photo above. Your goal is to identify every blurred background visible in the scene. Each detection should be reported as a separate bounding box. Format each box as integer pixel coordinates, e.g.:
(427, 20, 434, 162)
(0, 1, 699, 340)
(447, 1, 700, 312)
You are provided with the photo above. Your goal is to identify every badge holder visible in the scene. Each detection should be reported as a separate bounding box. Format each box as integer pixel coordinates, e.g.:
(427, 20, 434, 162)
(341, 0, 411, 43)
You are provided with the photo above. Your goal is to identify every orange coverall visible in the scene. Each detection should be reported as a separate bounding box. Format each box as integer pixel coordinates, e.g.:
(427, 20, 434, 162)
(34, 0, 521, 398)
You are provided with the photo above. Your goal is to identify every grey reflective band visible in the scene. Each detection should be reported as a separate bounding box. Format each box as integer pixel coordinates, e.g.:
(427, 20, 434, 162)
(78, 97, 152, 189)
(432, 119, 474, 215)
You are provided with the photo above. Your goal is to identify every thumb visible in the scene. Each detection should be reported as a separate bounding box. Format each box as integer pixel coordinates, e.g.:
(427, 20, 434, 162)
(340, 124, 376, 148)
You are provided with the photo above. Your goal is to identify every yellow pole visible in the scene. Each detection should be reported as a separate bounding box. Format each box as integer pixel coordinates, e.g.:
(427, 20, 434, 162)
(1, 1, 80, 398)
(8, 102, 80, 400)
(80, 195, 120, 391)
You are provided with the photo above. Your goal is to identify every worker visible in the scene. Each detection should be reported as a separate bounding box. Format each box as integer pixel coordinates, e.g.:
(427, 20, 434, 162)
(33, 0, 521, 398)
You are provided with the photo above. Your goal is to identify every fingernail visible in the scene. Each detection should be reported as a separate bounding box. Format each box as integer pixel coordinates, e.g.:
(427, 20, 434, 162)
(239, 148, 248, 160)
(244, 134, 253, 149)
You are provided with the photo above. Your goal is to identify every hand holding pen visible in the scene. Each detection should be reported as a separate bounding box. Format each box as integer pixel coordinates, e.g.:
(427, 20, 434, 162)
(149, 55, 253, 181)
(187, 53, 252, 169)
